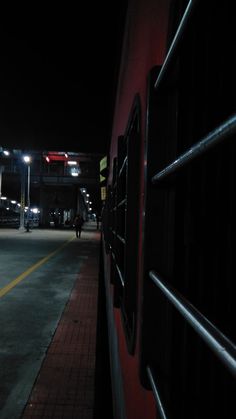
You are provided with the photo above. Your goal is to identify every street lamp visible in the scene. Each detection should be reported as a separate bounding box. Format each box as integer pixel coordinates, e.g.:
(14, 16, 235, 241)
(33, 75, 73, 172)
(22, 155, 31, 231)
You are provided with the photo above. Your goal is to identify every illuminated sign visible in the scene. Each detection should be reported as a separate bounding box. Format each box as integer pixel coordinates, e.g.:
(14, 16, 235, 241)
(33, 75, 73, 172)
(100, 155, 107, 173)
(101, 186, 106, 201)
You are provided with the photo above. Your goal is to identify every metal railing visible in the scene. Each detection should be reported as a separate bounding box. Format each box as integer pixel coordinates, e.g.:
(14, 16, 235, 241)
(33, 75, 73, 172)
(146, 366, 168, 419)
(149, 270, 236, 378)
(152, 114, 236, 183)
(111, 251, 125, 287)
(146, 0, 236, 413)
(154, 0, 199, 90)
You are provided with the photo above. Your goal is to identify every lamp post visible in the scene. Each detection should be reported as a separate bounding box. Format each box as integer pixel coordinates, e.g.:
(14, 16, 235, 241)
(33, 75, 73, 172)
(0, 150, 8, 201)
(0, 165, 3, 200)
(19, 165, 25, 230)
(23, 155, 31, 231)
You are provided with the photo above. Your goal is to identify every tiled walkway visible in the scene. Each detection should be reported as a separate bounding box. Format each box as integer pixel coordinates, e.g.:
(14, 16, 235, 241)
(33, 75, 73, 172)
(21, 231, 100, 419)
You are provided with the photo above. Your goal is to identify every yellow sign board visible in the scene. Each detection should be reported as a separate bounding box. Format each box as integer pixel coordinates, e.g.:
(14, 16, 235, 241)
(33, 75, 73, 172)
(100, 156, 107, 173)
(101, 186, 106, 200)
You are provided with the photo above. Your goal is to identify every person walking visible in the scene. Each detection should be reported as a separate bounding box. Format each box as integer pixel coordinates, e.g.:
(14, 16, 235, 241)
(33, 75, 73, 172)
(74, 214, 84, 238)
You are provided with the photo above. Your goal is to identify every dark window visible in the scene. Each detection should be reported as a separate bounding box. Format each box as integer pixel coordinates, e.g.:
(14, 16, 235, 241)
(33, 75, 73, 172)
(108, 96, 141, 353)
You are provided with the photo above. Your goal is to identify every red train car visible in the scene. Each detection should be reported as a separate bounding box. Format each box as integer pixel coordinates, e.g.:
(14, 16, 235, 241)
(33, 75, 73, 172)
(97, 1, 236, 418)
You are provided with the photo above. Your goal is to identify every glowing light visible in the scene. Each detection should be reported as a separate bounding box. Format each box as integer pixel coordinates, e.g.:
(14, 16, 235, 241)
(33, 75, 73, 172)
(67, 160, 77, 165)
(31, 208, 40, 214)
(70, 167, 80, 177)
(23, 155, 31, 163)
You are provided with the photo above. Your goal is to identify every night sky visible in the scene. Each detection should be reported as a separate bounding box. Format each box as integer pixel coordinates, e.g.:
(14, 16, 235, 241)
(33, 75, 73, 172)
(0, 3, 127, 154)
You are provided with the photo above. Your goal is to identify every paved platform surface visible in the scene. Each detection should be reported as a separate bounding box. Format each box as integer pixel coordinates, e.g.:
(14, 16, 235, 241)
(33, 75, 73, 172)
(21, 226, 100, 419)
(0, 223, 100, 419)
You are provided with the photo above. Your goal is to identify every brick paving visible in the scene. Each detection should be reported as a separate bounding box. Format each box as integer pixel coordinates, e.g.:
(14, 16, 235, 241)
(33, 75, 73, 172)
(21, 231, 100, 419)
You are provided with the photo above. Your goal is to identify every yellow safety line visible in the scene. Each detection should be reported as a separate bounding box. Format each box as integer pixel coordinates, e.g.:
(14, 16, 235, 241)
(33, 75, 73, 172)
(0, 236, 75, 298)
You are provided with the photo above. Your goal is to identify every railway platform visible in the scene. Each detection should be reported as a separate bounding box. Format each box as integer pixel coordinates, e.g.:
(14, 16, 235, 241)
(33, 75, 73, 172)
(0, 222, 110, 419)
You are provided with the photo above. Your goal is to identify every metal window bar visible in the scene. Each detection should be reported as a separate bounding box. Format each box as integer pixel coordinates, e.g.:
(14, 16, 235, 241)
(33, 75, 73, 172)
(146, 366, 168, 419)
(111, 251, 125, 288)
(117, 234, 126, 244)
(149, 270, 236, 378)
(117, 198, 126, 208)
(152, 114, 236, 183)
(154, 0, 199, 90)
(116, 262, 125, 288)
(119, 156, 127, 177)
